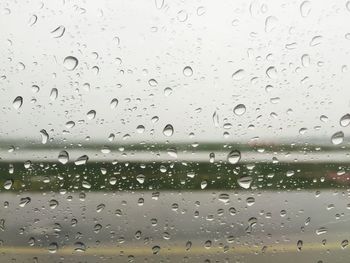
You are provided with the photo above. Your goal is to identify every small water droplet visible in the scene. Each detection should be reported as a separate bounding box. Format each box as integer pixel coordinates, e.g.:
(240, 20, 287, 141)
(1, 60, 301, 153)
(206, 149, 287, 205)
(3, 179, 13, 190)
(110, 98, 119, 109)
(19, 197, 31, 207)
(264, 16, 278, 32)
(266, 66, 277, 79)
(48, 242, 58, 253)
(341, 239, 349, 249)
(28, 15, 37, 26)
(300, 1, 311, 17)
(152, 245, 161, 254)
(310, 36, 322, 46)
(50, 88, 58, 101)
(51, 25, 65, 38)
(63, 56, 78, 70)
(136, 174, 145, 184)
(316, 227, 327, 235)
(237, 176, 253, 189)
(40, 129, 49, 144)
(75, 155, 89, 166)
(13, 96, 23, 110)
(218, 193, 230, 203)
(297, 240, 303, 251)
(177, 10, 188, 22)
(155, 0, 164, 9)
(136, 125, 145, 133)
(74, 242, 86, 252)
(87, 110, 96, 120)
(232, 69, 245, 81)
(82, 181, 91, 189)
(183, 66, 193, 77)
(49, 199, 59, 209)
(301, 54, 310, 67)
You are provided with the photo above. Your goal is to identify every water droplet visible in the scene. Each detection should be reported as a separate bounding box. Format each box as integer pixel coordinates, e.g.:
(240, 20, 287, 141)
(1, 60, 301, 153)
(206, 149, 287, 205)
(177, 10, 188, 22)
(48, 242, 58, 253)
(13, 96, 23, 110)
(186, 241, 192, 250)
(164, 87, 172, 96)
(266, 66, 277, 79)
(212, 111, 219, 127)
(136, 125, 145, 133)
(58, 151, 69, 164)
(152, 245, 160, 254)
(197, 6, 206, 16)
(40, 129, 49, 144)
(148, 79, 158, 87)
(331, 131, 344, 145)
(227, 150, 241, 164)
(49, 199, 59, 209)
(340, 114, 350, 127)
(3, 179, 13, 190)
(316, 227, 327, 235)
(297, 240, 303, 251)
(19, 197, 31, 207)
(74, 242, 86, 252)
(310, 36, 322, 46)
(110, 98, 118, 109)
(155, 0, 164, 9)
(300, 1, 311, 17)
(65, 121, 75, 129)
(237, 176, 253, 189)
(301, 54, 310, 67)
(87, 110, 96, 120)
(246, 197, 255, 206)
(183, 66, 193, 77)
(341, 239, 349, 249)
(63, 56, 78, 70)
(209, 152, 215, 163)
(49, 88, 58, 101)
(163, 124, 174, 137)
(82, 181, 91, 189)
(233, 104, 246, 116)
(264, 16, 278, 32)
(232, 69, 245, 80)
(201, 180, 208, 189)
(136, 174, 145, 184)
(28, 15, 37, 26)
(75, 155, 89, 166)
(51, 25, 65, 38)
(218, 193, 230, 203)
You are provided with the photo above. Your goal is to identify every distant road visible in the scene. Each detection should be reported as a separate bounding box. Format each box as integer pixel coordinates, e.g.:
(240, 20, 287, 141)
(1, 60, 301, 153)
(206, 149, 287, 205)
(1, 190, 350, 262)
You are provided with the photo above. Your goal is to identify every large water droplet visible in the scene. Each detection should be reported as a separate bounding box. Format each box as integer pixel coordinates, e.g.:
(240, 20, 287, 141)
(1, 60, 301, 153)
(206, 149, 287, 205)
(63, 56, 78, 70)
(227, 150, 241, 164)
(297, 240, 303, 251)
(163, 124, 174, 137)
(340, 114, 350, 127)
(233, 104, 246, 116)
(74, 242, 86, 252)
(58, 150, 69, 164)
(331, 131, 344, 145)
(110, 98, 118, 109)
(341, 239, 349, 249)
(13, 96, 23, 110)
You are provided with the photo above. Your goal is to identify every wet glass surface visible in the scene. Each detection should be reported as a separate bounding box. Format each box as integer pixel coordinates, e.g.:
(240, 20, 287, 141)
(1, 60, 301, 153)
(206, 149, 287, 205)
(1, 0, 350, 262)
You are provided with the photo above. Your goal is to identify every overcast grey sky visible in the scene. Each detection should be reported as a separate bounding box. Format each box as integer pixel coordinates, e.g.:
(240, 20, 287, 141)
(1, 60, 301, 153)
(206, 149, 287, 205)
(1, 0, 350, 145)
